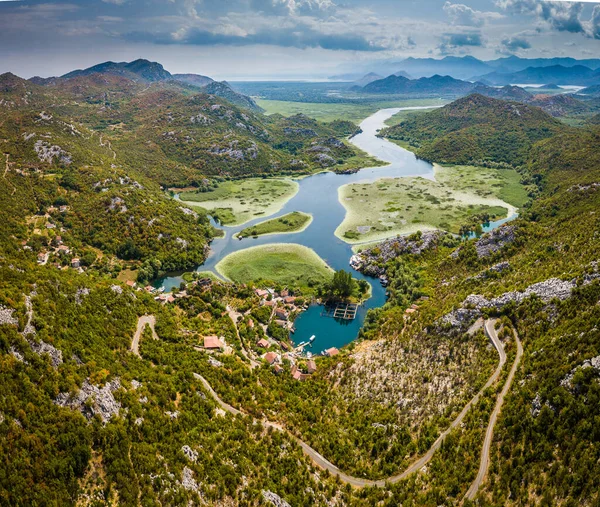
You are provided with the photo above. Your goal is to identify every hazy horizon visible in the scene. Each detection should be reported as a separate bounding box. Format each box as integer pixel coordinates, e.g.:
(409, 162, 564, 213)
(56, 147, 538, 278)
(1, 0, 599, 80)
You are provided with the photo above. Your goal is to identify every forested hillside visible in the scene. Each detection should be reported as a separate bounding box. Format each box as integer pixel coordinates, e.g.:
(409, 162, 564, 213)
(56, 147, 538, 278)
(382, 94, 564, 166)
(0, 70, 599, 506)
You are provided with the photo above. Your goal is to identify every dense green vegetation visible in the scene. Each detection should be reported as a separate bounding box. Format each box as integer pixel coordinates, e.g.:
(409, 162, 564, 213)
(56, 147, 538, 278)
(382, 94, 564, 166)
(1, 70, 600, 506)
(236, 212, 312, 238)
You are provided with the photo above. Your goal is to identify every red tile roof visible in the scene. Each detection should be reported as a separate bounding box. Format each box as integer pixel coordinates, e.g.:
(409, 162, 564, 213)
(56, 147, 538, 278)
(325, 347, 339, 357)
(204, 336, 224, 349)
(264, 352, 278, 364)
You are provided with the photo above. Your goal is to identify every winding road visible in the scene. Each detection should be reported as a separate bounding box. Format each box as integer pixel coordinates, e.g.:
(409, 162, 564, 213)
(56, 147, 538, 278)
(130, 315, 159, 356)
(192, 318, 522, 489)
(464, 323, 523, 501)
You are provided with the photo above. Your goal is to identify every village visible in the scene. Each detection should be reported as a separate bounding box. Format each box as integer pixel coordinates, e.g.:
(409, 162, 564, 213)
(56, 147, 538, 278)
(142, 278, 341, 382)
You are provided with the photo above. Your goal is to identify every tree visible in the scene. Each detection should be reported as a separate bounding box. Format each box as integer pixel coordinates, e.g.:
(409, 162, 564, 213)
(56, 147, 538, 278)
(327, 270, 355, 301)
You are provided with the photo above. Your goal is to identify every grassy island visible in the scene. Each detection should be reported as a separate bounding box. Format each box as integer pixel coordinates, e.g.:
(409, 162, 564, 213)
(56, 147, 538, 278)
(179, 178, 299, 226)
(236, 212, 312, 238)
(215, 244, 333, 291)
(335, 166, 523, 243)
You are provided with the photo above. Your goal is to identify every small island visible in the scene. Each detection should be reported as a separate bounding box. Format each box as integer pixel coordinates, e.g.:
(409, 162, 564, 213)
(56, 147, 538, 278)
(235, 211, 312, 239)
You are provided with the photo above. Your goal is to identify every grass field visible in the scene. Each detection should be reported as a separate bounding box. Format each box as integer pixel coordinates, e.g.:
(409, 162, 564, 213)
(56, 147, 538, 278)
(256, 99, 446, 124)
(335, 166, 522, 243)
(236, 212, 312, 238)
(433, 164, 529, 208)
(179, 178, 299, 226)
(215, 244, 334, 291)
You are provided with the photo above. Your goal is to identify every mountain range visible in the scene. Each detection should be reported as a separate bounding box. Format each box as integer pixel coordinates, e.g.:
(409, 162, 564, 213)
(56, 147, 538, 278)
(36, 59, 262, 111)
(331, 55, 600, 82)
(473, 64, 600, 86)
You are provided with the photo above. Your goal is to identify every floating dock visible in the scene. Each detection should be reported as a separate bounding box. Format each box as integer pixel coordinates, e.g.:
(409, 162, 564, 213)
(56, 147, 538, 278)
(321, 303, 358, 320)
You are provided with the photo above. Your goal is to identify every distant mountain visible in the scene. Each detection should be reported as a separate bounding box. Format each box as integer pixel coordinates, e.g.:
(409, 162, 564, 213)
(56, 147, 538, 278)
(382, 93, 562, 166)
(362, 74, 476, 96)
(394, 70, 412, 79)
(473, 65, 599, 86)
(172, 73, 214, 88)
(52, 60, 260, 111)
(392, 56, 492, 80)
(540, 84, 562, 90)
(578, 85, 600, 97)
(353, 73, 383, 87)
(471, 84, 532, 102)
(332, 56, 600, 83)
(62, 59, 172, 82)
(487, 55, 600, 74)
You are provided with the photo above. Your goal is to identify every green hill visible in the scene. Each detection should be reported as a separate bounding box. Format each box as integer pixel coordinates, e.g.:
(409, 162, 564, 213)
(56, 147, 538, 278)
(382, 93, 564, 166)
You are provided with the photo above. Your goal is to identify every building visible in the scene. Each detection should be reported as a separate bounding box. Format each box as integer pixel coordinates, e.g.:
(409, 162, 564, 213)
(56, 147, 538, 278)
(275, 309, 288, 321)
(203, 336, 224, 350)
(57, 245, 70, 255)
(325, 347, 339, 357)
(257, 338, 269, 348)
(405, 308, 416, 314)
(273, 364, 284, 374)
(247, 319, 254, 329)
(126, 280, 136, 288)
(263, 300, 276, 307)
(37, 252, 47, 264)
(307, 360, 317, 374)
(255, 289, 269, 298)
(283, 296, 296, 305)
(145, 286, 155, 293)
(71, 258, 80, 268)
(264, 351, 278, 365)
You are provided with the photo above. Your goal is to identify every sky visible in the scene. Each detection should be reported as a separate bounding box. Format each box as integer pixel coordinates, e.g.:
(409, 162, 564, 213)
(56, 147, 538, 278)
(0, 0, 599, 79)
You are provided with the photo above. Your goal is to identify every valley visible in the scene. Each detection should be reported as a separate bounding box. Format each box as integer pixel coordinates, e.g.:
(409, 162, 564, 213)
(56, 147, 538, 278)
(0, 54, 599, 507)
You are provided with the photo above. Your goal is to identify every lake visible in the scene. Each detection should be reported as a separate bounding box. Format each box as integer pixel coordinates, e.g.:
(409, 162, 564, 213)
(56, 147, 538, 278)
(157, 107, 516, 352)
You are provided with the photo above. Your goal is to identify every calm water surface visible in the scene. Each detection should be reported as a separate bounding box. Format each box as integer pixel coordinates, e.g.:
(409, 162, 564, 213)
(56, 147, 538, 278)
(157, 107, 515, 352)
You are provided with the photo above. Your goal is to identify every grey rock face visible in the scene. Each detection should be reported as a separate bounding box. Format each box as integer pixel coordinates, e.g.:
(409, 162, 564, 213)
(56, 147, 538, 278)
(55, 379, 121, 423)
(262, 490, 291, 507)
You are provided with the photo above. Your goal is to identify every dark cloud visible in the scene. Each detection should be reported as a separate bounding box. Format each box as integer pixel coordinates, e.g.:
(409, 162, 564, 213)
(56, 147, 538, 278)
(501, 35, 531, 52)
(592, 5, 600, 40)
(496, 0, 586, 35)
(127, 25, 385, 52)
(438, 31, 484, 55)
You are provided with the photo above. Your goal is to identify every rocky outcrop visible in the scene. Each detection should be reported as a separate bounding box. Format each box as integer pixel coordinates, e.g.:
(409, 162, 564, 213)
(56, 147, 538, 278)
(55, 379, 121, 422)
(181, 467, 200, 492)
(441, 276, 581, 330)
(29, 339, 63, 368)
(0, 305, 18, 326)
(262, 490, 291, 507)
(452, 225, 517, 259)
(351, 231, 447, 277)
(34, 140, 72, 165)
(560, 355, 600, 393)
(181, 445, 198, 462)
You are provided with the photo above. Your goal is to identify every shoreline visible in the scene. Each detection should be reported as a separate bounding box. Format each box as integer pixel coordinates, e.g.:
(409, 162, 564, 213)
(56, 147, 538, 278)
(233, 212, 314, 240)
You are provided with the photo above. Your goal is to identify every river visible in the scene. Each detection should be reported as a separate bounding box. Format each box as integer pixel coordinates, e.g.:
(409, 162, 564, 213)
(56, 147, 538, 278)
(157, 107, 516, 352)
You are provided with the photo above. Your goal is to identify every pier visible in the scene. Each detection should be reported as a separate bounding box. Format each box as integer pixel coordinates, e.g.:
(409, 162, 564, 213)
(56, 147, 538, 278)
(321, 302, 358, 320)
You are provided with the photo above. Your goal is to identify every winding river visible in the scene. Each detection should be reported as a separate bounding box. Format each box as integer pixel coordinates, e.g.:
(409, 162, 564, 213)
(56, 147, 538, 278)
(157, 107, 516, 351)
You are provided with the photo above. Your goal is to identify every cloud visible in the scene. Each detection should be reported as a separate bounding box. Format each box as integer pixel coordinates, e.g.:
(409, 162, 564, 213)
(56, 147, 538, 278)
(501, 35, 531, 52)
(438, 31, 484, 54)
(592, 5, 600, 40)
(443, 2, 503, 27)
(496, 0, 590, 36)
(127, 24, 385, 51)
